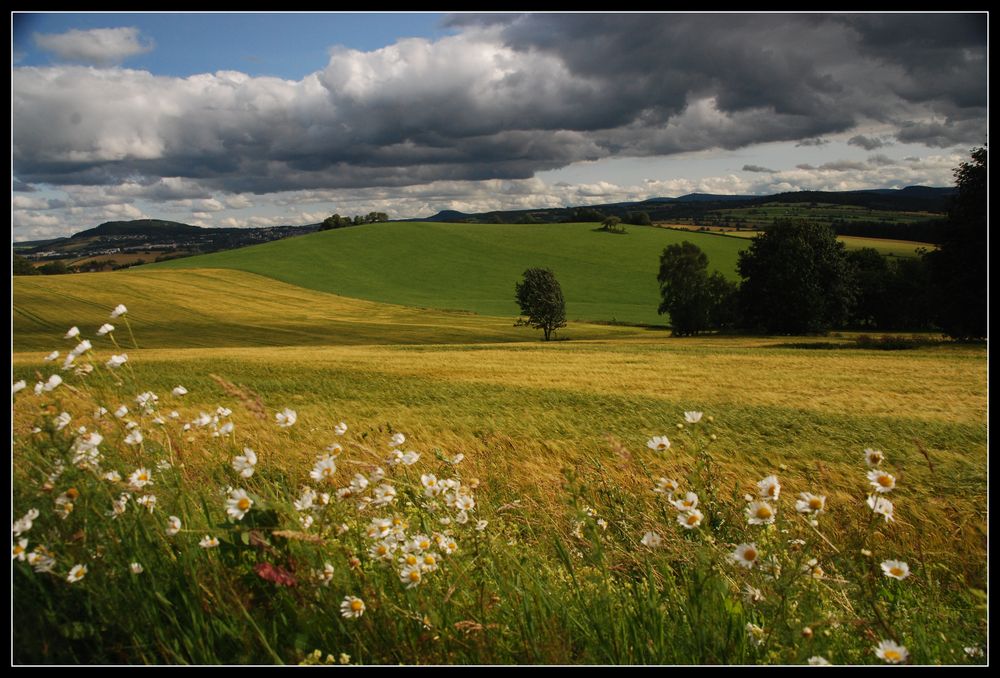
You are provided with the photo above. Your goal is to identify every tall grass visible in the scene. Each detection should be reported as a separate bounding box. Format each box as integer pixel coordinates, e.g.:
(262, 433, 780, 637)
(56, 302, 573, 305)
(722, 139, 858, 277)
(12, 311, 986, 664)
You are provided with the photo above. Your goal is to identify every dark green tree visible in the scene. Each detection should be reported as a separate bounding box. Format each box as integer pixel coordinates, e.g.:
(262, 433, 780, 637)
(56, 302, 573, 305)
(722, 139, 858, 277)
(514, 268, 567, 341)
(657, 241, 735, 336)
(626, 211, 652, 226)
(736, 220, 856, 334)
(924, 146, 986, 339)
(13, 254, 38, 275)
(601, 216, 624, 233)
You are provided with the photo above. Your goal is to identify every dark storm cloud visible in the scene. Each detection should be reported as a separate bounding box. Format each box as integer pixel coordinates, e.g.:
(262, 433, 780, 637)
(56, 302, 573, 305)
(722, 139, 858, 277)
(12, 178, 36, 192)
(743, 165, 777, 174)
(12, 13, 987, 196)
(848, 135, 892, 151)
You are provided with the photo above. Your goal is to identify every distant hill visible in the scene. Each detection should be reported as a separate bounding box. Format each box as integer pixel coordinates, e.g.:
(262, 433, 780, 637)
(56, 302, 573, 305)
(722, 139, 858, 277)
(411, 186, 954, 227)
(71, 219, 208, 239)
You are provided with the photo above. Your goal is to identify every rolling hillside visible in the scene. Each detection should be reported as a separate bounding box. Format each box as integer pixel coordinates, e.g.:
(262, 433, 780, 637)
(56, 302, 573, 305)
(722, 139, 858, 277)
(149, 222, 747, 326)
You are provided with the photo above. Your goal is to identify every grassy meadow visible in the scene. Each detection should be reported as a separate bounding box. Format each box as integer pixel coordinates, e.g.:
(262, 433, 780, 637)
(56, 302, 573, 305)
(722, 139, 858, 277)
(11, 239, 987, 664)
(149, 221, 748, 326)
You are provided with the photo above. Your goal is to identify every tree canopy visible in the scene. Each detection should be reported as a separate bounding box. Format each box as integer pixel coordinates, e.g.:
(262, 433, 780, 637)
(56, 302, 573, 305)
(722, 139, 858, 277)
(514, 268, 567, 341)
(657, 241, 737, 336)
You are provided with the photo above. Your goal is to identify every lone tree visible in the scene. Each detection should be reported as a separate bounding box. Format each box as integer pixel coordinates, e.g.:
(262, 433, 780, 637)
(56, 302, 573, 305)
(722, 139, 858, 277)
(514, 268, 566, 341)
(657, 241, 738, 336)
(601, 216, 625, 233)
(736, 220, 856, 334)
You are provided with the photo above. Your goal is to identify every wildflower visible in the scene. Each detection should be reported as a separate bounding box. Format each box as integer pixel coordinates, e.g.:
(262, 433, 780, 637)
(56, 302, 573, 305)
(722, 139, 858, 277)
(389, 432, 406, 448)
(317, 563, 335, 586)
(94, 406, 108, 418)
(743, 584, 765, 603)
(341, 596, 366, 618)
(860, 548, 872, 557)
(12, 380, 26, 394)
(310, 454, 337, 483)
(226, 489, 253, 521)
(339, 654, 350, 665)
(367, 518, 393, 540)
(400, 450, 420, 465)
(334, 421, 348, 436)
(373, 484, 397, 506)
(172, 385, 188, 396)
(216, 406, 232, 418)
(455, 494, 475, 512)
(71, 339, 92, 356)
(232, 448, 257, 478)
(350, 473, 370, 493)
(746, 501, 776, 525)
(746, 623, 766, 646)
(684, 411, 703, 424)
(442, 537, 458, 555)
(124, 429, 143, 446)
(136, 495, 157, 513)
(874, 639, 908, 664)
(671, 492, 699, 512)
(199, 535, 219, 549)
(34, 382, 44, 395)
(880, 560, 911, 580)
(369, 467, 385, 483)
(130, 562, 144, 574)
(13, 539, 29, 561)
(43, 374, 63, 391)
(678, 509, 704, 529)
(653, 477, 679, 495)
(400, 564, 423, 589)
(294, 486, 317, 512)
(646, 435, 671, 452)
(128, 468, 153, 491)
(110, 304, 128, 318)
(596, 518, 608, 530)
(54, 493, 75, 519)
(410, 534, 433, 553)
(795, 492, 826, 514)
(28, 547, 57, 573)
(864, 448, 884, 467)
(54, 412, 72, 431)
(808, 656, 831, 665)
(757, 475, 781, 501)
(867, 495, 895, 522)
(421, 474, 440, 497)
(166, 516, 182, 536)
(476, 520, 488, 531)
(109, 493, 129, 518)
(66, 564, 88, 583)
(964, 647, 984, 658)
(106, 354, 128, 369)
(731, 543, 760, 568)
(803, 558, 824, 579)
(867, 469, 896, 493)
(44, 350, 60, 362)
(136, 391, 158, 410)
(448, 453, 465, 465)
(273, 407, 297, 427)
(455, 510, 470, 524)
(64, 326, 80, 339)
(420, 551, 440, 571)
(641, 531, 663, 548)
(169, 410, 180, 419)
(300, 514, 315, 529)
(97, 323, 115, 336)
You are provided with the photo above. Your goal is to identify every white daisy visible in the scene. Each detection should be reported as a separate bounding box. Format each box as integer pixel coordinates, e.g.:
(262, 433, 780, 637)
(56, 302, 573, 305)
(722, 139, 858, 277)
(746, 501, 776, 525)
(172, 385, 188, 396)
(71, 339, 92, 356)
(12, 380, 27, 394)
(130, 562, 144, 574)
(64, 326, 80, 339)
(340, 596, 365, 618)
(795, 492, 826, 514)
(12, 538, 29, 561)
(275, 408, 297, 427)
(684, 411, 703, 424)
(54, 412, 72, 431)
(226, 489, 253, 521)
(44, 350, 60, 362)
(199, 535, 219, 549)
(334, 421, 348, 436)
(646, 435, 671, 452)
(372, 484, 397, 506)
(136, 495, 157, 512)
(309, 454, 337, 483)
(867, 495, 895, 522)
(678, 509, 704, 529)
(106, 354, 128, 369)
(867, 469, 896, 493)
(880, 560, 911, 580)
(400, 563, 423, 589)
(641, 531, 663, 548)
(166, 516, 182, 536)
(670, 492, 699, 512)
(400, 450, 420, 465)
(43, 374, 63, 391)
(731, 543, 760, 568)
(124, 429, 143, 446)
(864, 448, 884, 467)
(757, 475, 781, 500)
(110, 304, 128, 318)
(66, 564, 87, 583)
(808, 656, 831, 665)
(653, 477, 680, 495)
(389, 432, 406, 447)
(97, 323, 115, 336)
(232, 448, 257, 478)
(874, 639, 908, 664)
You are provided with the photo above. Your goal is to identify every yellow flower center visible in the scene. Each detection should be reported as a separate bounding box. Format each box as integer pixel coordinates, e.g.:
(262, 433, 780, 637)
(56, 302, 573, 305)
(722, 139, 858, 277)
(350, 600, 363, 611)
(322, 467, 334, 478)
(687, 514, 699, 525)
(424, 555, 435, 565)
(743, 548, 757, 561)
(890, 567, 904, 577)
(767, 486, 776, 497)
(884, 650, 901, 662)
(13, 545, 24, 555)
(377, 545, 387, 555)
(409, 570, 421, 582)
(809, 498, 823, 510)
(406, 555, 418, 566)
(878, 475, 893, 487)
(419, 540, 430, 550)
(756, 506, 772, 519)
(238, 498, 251, 511)
(657, 443, 667, 450)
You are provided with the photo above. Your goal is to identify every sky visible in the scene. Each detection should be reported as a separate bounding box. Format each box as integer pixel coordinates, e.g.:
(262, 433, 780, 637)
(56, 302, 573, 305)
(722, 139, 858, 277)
(11, 12, 988, 241)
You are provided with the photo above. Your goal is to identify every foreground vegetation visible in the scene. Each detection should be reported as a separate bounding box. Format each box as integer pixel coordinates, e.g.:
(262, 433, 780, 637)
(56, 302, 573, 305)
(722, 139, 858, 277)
(12, 301, 986, 664)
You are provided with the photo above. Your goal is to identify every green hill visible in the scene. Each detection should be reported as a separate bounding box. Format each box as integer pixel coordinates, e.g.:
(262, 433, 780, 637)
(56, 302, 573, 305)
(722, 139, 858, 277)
(149, 222, 748, 326)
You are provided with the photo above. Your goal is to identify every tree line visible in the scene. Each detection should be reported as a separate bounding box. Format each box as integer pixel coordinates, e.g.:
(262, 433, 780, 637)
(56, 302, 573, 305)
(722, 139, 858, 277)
(514, 148, 985, 342)
(657, 148, 985, 340)
(319, 212, 389, 230)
